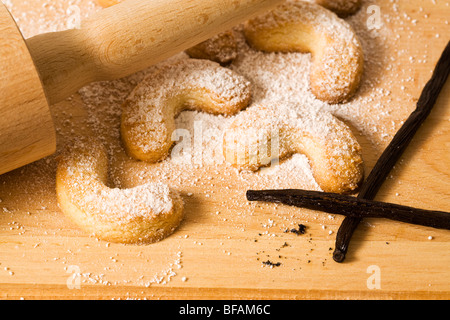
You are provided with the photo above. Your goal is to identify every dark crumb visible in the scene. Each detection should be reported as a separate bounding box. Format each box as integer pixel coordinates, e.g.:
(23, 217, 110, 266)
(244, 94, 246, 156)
(262, 260, 281, 267)
(285, 224, 307, 235)
(281, 242, 289, 248)
(276, 242, 290, 251)
(386, 242, 389, 244)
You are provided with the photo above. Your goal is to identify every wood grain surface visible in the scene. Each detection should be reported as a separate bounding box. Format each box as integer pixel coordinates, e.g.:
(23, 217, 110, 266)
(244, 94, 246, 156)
(0, 0, 449, 300)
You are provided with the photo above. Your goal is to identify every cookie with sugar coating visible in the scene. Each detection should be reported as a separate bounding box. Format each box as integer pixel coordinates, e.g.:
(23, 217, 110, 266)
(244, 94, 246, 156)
(56, 138, 184, 244)
(223, 103, 364, 193)
(121, 58, 251, 163)
(243, 1, 364, 104)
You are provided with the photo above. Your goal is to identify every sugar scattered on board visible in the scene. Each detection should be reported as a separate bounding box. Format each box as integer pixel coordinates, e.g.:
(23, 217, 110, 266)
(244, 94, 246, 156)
(0, 0, 441, 289)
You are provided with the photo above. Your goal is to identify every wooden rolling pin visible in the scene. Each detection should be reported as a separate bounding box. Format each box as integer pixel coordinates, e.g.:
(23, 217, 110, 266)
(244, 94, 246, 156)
(0, 0, 283, 176)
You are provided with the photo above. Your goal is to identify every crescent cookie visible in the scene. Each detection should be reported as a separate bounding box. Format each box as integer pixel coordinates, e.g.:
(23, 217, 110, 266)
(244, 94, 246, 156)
(56, 139, 184, 244)
(121, 58, 252, 162)
(243, 1, 364, 104)
(223, 103, 364, 193)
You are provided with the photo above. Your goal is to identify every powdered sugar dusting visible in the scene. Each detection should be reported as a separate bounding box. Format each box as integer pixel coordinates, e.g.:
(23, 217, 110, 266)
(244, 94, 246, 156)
(60, 139, 175, 225)
(75, 0, 394, 193)
(121, 58, 251, 156)
(1, 0, 438, 289)
(10, 0, 395, 194)
(243, 1, 364, 103)
(251, 1, 358, 43)
(126, 58, 251, 114)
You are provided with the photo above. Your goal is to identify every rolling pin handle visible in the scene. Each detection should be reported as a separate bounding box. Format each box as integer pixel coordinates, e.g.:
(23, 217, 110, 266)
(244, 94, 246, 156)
(27, 0, 284, 105)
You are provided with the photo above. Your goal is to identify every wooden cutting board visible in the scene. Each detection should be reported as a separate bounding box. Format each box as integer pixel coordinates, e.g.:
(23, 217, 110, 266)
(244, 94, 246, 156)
(0, 0, 449, 300)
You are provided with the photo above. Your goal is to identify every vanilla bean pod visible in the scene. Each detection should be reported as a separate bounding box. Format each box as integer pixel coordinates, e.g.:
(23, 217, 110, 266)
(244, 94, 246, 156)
(332, 41, 450, 262)
(246, 189, 450, 230)
(244, 41, 450, 263)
